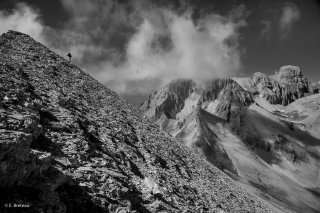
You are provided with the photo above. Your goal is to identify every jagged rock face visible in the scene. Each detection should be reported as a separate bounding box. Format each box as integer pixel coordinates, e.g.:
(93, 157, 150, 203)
(0, 31, 277, 213)
(144, 78, 253, 122)
(213, 80, 253, 122)
(251, 65, 316, 106)
(141, 78, 253, 173)
(153, 79, 195, 119)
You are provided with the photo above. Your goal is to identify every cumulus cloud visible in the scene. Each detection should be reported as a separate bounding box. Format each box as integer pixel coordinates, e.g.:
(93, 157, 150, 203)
(44, 0, 140, 64)
(0, 0, 248, 96)
(0, 3, 45, 43)
(96, 9, 246, 94)
(51, 1, 248, 95)
(279, 2, 301, 39)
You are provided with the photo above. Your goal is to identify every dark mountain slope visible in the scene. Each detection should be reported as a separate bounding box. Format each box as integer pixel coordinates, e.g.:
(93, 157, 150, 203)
(0, 31, 277, 212)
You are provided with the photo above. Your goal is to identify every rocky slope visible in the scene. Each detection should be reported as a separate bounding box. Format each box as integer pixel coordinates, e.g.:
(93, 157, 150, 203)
(141, 75, 320, 212)
(0, 30, 280, 212)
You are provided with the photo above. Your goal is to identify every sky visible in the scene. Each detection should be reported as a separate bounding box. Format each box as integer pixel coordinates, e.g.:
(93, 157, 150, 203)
(1, 0, 320, 105)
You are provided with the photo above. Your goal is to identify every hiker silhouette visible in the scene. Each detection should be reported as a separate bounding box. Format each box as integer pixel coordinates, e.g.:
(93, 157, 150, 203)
(67, 53, 72, 62)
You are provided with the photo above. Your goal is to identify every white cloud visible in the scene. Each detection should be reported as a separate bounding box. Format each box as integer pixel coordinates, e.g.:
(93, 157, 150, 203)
(0, 3, 44, 43)
(0, 1, 248, 96)
(91, 7, 248, 94)
(279, 2, 301, 39)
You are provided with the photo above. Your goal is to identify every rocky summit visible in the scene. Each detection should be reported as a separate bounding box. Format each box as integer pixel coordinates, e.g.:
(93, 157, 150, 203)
(142, 74, 320, 212)
(0, 31, 280, 212)
(236, 66, 315, 106)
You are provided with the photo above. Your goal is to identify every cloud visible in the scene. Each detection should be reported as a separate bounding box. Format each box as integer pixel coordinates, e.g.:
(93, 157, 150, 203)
(279, 2, 301, 39)
(44, 0, 140, 63)
(97, 10, 244, 93)
(260, 20, 272, 40)
(0, 3, 45, 43)
(0, 1, 248, 96)
(51, 1, 248, 95)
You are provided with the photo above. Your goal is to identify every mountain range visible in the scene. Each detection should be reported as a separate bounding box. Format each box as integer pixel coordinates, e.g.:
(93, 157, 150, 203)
(141, 66, 320, 212)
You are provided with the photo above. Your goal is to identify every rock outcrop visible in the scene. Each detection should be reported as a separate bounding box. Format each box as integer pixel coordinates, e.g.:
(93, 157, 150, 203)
(205, 79, 253, 122)
(0, 30, 278, 212)
(153, 79, 195, 119)
(251, 65, 316, 106)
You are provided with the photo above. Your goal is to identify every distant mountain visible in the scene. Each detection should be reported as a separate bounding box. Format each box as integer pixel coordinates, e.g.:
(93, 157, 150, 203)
(0, 30, 280, 212)
(234, 65, 315, 106)
(141, 67, 320, 213)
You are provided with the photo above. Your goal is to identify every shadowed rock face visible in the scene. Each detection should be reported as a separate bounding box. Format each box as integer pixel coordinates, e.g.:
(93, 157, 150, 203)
(143, 78, 253, 128)
(0, 31, 277, 213)
(141, 78, 253, 174)
(154, 79, 195, 119)
(199, 79, 253, 121)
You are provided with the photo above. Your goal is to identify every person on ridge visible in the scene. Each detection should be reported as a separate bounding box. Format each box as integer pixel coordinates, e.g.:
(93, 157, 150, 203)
(67, 53, 72, 62)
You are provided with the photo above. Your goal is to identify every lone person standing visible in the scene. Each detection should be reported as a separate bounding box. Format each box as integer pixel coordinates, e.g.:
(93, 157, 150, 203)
(67, 53, 72, 63)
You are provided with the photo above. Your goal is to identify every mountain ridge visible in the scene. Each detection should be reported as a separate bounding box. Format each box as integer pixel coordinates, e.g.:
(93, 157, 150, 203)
(141, 71, 320, 212)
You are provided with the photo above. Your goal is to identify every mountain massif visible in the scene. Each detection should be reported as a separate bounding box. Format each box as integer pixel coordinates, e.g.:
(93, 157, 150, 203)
(0, 31, 282, 212)
(141, 67, 320, 212)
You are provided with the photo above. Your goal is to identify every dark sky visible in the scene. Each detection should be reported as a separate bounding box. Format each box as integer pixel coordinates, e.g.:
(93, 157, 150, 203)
(0, 0, 68, 28)
(1, 0, 320, 105)
(239, 0, 320, 79)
